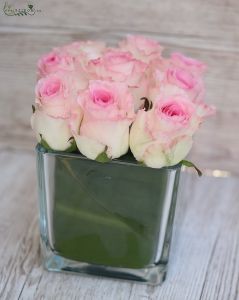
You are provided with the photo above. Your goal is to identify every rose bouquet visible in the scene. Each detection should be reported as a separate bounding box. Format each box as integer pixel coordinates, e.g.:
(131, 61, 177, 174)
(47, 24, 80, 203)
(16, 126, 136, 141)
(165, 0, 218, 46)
(33, 35, 215, 285)
(31, 35, 214, 170)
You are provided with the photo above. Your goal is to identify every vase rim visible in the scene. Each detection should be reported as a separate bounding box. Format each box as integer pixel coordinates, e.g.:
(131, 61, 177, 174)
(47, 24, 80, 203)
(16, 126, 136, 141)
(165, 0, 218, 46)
(36, 143, 181, 170)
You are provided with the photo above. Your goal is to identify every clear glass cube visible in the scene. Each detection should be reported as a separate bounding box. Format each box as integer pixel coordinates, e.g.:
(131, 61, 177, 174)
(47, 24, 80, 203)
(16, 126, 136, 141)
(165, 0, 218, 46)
(36, 144, 181, 285)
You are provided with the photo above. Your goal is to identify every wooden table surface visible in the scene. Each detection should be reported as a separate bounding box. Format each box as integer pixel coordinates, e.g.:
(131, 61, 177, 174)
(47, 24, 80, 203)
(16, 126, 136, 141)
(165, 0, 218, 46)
(0, 149, 238, 300)
(1, 0, 239, 299)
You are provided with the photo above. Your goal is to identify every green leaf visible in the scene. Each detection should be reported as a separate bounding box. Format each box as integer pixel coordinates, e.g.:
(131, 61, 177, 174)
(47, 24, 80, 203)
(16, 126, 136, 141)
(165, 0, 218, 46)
(181, 160, 202, 177)
(32, 105, 35, 113)
(138, 161, 146, 167)
(40, 134, 78, 153)
(65, 139, 77, 153)
(95, 148, 111, 163)
(39, 134, 52, 151)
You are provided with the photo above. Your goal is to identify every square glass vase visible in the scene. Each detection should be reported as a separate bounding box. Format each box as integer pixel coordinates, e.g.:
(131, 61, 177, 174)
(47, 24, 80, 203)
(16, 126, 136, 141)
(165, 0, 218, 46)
(36, 144, 181, 285)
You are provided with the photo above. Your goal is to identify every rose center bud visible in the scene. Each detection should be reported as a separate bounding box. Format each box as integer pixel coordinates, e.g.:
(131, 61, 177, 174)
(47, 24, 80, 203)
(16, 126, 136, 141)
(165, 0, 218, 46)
(160, 101, 190, 125)
(44, 80, 61, 97)
(92, 89, 114, 107)
(45, 54, 60, 65)
(163, 104, 182, 116)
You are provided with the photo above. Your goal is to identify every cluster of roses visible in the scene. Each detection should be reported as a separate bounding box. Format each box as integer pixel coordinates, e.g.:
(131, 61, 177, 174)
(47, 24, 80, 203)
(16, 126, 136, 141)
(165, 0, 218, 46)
(31, 35, 215, 168)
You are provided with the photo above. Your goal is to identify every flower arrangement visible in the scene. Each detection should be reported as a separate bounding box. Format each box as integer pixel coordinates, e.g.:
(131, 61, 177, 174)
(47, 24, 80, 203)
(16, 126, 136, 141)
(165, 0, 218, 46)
(31, 35, 215, 170)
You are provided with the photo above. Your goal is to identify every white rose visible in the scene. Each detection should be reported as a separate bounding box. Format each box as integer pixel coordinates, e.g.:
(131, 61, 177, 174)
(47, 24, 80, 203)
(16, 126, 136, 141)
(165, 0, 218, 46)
(31, 109, 81, 151)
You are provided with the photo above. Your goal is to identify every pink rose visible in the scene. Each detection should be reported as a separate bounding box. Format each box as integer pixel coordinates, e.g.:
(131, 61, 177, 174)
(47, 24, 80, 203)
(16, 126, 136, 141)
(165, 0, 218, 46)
(152, 81, 215, 119)
(35, 72, 84, 119)
(60, 40, 106, 73)
(31, 108, 82, 151)
(146, 95, 200, 144)
(89, 49, 148, 109)
(152, 96, 199, 137)
(62, 40, 106, 61)
(148, 55, 204, 98)
(167, 67, 205, 101)
(75, 80, 135, 159)
(130, 94, 200, 168)
(169, 53, 207, 102)
(38, 40, 106, 78)
(119, 35, 162, 63)
(171, 52, 207, 74)
(79, 80, 135, 120)
(37, 51, 75, 77)
(33, 71, 83, 150)
(148, 52, 214, 118)
(89, 49, 147, 84)
(166, 68, 196, 90)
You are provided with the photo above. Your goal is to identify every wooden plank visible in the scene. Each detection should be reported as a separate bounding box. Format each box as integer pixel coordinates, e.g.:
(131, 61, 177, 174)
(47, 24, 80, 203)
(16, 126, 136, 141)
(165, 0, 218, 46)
(199, 232, 239, 300)
(19, 271, 133, 300)
(0, 0, 239, 47)
(0, 151, 39, 300)
(0, 151, 238, 299)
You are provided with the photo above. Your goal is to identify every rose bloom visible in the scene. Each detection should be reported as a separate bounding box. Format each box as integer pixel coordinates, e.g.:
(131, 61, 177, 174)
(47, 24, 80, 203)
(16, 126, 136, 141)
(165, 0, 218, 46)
(168, 52, 208, 103)
(119, 35, 163, 63)
(32, 71, 83, 150)
(31, 108, 82, 151)
(37, 51, 75, 78)
(38, 40, 106, 78)
(60, 40, 106, 73)
(148, 53, 215, 118)
(171, 52, 207, 74)
(89, 49, 148, 109)
(89, 49, 147, 84)
(35, 71, 87, 119)
(75, 80, 135, 159)
(153, 66, 205, 103)
(130, 94, 201, 168)
(61, 40, 106, 61)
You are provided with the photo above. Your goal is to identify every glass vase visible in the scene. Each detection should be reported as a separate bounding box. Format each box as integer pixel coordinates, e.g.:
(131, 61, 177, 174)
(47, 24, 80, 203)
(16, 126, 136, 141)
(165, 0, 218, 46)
(36, 144, 181, 285)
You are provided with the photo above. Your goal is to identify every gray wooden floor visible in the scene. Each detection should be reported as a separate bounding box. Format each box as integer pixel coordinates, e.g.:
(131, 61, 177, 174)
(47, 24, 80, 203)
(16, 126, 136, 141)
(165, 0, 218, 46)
(1, 0, 239, 299)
